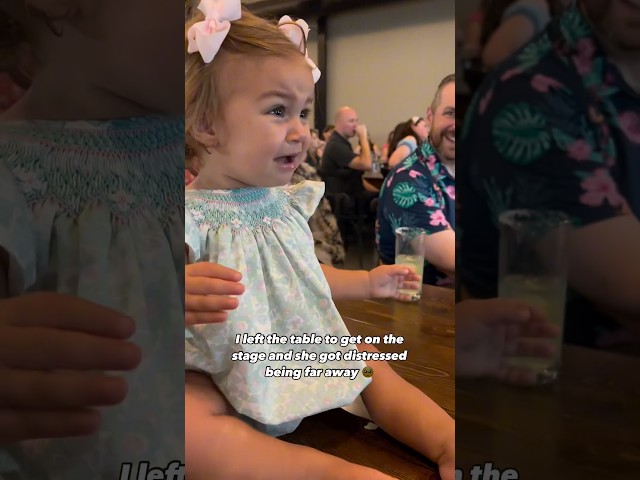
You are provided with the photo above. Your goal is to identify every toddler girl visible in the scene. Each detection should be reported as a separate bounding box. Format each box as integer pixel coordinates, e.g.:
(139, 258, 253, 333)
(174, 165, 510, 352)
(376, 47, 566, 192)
(184, 2, 454, 479)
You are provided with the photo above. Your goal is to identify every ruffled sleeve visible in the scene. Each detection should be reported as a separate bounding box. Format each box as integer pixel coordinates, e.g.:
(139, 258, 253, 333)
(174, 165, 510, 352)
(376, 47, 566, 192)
(185, 207, 202, 263)
(0, 162, 37, 295)
(285, 180, 325, 221)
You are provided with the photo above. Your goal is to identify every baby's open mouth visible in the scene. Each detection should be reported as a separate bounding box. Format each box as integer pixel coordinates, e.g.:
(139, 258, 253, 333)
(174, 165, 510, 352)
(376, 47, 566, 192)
(275, 155, 297, 165)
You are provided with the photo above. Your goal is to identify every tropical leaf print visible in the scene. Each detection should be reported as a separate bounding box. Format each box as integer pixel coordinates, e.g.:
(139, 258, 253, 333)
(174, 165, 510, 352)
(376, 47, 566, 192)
(461, 88, 483, 140)
(583, 58, 604, 88)
(560, 10, 591, 47)
(393, 182, 418, 208)
(388, 213, 403, 233)
(513, 173, 553, 209)
(493, 103, 551, 164)
(483, 177, 513, 226)
(515, 34, 552, 71)
(402, 155, 417, 169)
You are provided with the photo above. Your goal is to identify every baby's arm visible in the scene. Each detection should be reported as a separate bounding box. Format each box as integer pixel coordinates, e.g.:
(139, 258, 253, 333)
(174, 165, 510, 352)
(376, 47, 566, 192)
(358, 343, 455, 479)
(319, 264, 418, 301)
(319, 265, 370, 300)
(185, 372, 395, 480)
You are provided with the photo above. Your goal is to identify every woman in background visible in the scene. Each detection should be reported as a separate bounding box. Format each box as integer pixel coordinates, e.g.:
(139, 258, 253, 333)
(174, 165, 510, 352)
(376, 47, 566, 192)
(480, 0, 570, 70)
(386, 116, 429, 169)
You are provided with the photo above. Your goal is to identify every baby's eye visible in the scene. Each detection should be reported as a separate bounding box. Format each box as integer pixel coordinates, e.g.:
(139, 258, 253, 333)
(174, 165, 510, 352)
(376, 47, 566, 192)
(300, 109, 311, 120)
(269, 106, 285, 117)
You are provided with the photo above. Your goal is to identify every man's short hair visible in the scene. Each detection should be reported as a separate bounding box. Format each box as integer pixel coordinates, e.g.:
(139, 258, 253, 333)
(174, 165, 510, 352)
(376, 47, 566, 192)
(430, 74, 455, 113)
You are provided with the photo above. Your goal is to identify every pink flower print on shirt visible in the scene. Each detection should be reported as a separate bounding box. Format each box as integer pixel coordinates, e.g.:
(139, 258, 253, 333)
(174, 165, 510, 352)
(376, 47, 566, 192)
(531, 74, 563, 93)
(408, 170, 423, 179)
(580, 168, 623, 207)
(446, 185, 456, 199)
(430, 210, 449, 227)
(501, 67, 523, 81)
(577, 37, 595, 60)
(619, 111, 640, 143)
(567, 139, 592, 161)
(479, 88, 493, 115)
(573, 38, 595, 76)
(426, 155, 437, 171)
(424, 197, 436, 207)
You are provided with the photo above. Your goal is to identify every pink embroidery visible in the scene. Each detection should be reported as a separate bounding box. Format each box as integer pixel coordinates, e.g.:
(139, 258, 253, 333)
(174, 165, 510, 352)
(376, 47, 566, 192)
(424, 197, 435, 207)
(408, 170, 423, 179)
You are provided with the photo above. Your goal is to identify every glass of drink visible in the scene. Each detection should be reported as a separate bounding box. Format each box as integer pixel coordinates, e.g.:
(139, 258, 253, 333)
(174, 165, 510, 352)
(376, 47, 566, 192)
(498, 209, 570, 385)
(395, 227, 426, 301)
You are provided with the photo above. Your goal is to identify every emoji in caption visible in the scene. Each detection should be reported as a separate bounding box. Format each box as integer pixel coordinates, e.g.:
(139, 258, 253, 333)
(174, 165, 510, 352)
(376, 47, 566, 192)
(362, 367, 373, 378)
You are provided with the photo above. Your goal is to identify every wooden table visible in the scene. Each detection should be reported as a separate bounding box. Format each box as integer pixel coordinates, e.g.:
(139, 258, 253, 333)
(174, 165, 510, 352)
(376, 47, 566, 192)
(282, 285, 455, 479)
(456, 346, 640, 479)
(363, 170, 385, 190)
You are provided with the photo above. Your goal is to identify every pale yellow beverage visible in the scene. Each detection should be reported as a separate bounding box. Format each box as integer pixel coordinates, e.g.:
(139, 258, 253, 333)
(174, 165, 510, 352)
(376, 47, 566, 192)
(395, 254, 424, 299)
(499, 274, 566, 383)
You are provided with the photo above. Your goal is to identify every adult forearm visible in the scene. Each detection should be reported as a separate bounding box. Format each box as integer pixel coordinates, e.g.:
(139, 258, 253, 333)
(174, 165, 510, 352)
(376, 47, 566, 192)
(358, 135, 372, 168)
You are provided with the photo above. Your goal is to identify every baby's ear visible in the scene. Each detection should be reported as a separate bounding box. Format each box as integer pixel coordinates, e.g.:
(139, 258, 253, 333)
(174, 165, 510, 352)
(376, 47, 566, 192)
(192, 127, 219, 150)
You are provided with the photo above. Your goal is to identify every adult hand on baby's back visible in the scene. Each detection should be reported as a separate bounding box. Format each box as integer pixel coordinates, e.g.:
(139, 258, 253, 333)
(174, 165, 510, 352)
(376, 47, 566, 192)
(186, 263, 245, 326)
(0, 293, 141, 443)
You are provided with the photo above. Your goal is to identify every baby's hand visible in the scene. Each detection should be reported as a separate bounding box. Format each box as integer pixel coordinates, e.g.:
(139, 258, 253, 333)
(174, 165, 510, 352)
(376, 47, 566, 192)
(367, 265, 421, 300)
(186, 263, 245, 326)
(456, 298, 560, 384)
(0, 293, 141, 443)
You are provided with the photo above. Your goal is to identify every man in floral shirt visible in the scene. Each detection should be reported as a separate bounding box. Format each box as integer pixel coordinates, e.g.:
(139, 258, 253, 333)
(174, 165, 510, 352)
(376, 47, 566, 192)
(376, 75, 456, 286)
(459, 1, 640, 348)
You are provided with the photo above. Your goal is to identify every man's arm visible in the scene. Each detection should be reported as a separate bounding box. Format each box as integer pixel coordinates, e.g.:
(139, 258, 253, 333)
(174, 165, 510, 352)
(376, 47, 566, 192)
(422, 230, 456, 276)
(566, 216, 640, 331)
(348, 125, 372, 171)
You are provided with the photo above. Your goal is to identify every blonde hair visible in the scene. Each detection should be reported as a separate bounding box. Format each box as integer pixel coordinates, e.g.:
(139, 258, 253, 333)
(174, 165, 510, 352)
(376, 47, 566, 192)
(185, 6, 308, 162)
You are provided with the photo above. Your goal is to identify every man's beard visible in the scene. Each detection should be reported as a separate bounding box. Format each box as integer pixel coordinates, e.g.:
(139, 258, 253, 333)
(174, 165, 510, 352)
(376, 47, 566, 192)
(430, 128, 455, 163)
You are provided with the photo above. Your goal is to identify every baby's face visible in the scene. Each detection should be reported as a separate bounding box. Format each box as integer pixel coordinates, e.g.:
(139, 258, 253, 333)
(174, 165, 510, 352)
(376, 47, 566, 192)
(201, 54, 315, 189)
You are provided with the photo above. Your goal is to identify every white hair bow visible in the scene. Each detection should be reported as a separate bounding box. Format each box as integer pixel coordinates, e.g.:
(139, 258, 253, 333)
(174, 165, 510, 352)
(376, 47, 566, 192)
(278, 15, 321, 83)
(187, 0, 242, 64)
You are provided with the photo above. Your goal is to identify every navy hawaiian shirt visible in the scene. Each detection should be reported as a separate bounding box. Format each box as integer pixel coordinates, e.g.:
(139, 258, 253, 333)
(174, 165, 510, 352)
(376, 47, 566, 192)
(459, 9, 640, 347)
(376, 141, 455, 286)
